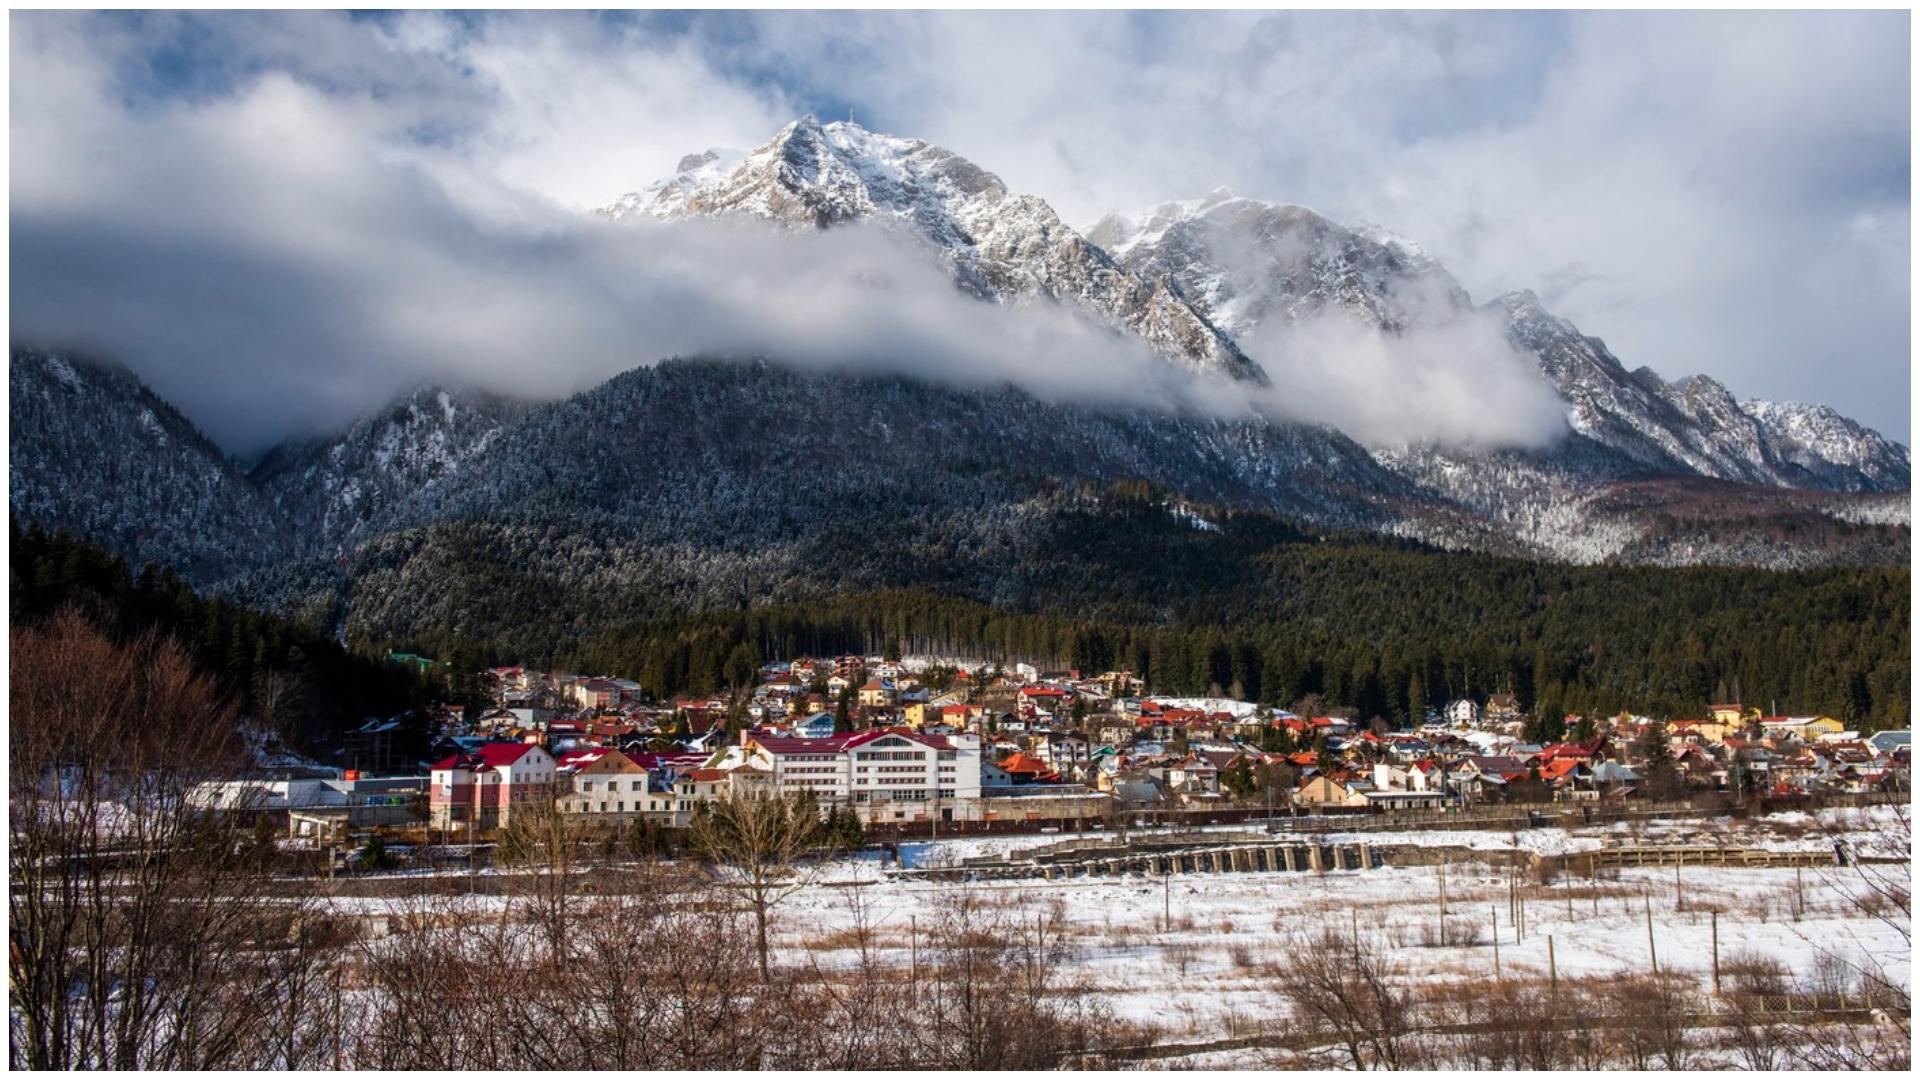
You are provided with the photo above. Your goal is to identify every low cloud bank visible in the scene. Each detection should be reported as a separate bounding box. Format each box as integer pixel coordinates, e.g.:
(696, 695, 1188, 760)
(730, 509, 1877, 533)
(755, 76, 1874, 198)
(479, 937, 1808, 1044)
(10, 22, 1567, 456)
(1241, 282, 1569, 449)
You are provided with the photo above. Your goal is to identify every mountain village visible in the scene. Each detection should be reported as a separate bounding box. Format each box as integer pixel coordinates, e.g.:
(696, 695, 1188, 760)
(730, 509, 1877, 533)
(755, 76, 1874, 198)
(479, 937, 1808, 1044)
(212, 652, 1910, 850)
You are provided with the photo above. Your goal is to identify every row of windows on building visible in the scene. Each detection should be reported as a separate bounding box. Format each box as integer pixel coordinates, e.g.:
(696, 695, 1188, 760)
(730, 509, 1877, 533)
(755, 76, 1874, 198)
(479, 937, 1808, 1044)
(566, 800, 695, 814)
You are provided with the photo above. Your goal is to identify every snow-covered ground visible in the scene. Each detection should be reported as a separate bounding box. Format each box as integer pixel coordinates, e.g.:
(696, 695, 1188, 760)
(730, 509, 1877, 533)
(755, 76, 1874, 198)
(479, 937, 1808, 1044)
(786, 805, 1910, 1046)
(774, 859, 1908, 1036)
(318, 807, 1909, 1056)
(1141, 696, 1260, 718)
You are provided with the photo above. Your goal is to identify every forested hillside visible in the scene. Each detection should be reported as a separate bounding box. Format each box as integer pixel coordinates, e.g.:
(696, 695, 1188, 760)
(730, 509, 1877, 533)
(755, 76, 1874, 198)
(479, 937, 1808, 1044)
(355, 488, 1909, 734)
(11, 526, 434, 758)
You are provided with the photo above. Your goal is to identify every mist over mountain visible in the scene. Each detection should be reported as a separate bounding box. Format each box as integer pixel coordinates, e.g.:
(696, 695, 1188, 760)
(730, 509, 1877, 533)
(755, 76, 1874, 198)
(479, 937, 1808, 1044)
(10, 115, 1909, 651)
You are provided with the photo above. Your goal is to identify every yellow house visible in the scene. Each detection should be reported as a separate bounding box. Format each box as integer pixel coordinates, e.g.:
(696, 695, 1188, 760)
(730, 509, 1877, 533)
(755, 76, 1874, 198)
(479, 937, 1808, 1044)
(1672, 718, 1737, 744)
(904, 702, 983, 730)
(1294, 775, 1368, 809)
(857, 680, 896, 709)
(1761, 715, 1846, 739)
(1707, 703, 1759, 725)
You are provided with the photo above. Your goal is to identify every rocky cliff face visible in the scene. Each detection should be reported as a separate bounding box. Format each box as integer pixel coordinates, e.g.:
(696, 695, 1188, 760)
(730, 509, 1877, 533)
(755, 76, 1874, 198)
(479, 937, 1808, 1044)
(602, 117, 1262, 381)
(1093, 190, 1908, 498)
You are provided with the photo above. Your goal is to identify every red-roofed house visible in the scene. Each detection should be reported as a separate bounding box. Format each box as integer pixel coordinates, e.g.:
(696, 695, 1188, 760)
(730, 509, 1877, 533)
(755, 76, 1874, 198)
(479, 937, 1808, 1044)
(429, 743, 556, 831)
(557, 747, 652, 820)
(991, 751, 1060, 784)
(739, 729, 983, 823)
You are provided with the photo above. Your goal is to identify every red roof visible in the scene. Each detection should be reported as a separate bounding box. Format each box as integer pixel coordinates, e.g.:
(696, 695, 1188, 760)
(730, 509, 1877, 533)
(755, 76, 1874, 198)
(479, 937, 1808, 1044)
(1540, 742, 1595, 760)
(1541, 759, 1582, 781)
(748, 728, 959, 756)
(432, 743, 535, 771)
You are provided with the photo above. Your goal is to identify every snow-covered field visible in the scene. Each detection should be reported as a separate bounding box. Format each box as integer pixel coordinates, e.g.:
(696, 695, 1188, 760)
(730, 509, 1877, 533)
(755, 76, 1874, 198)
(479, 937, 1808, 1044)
(776, 855, 1909, 1038)
(783, 804, 1909, 1053)
(319, 807, 1909, 1060)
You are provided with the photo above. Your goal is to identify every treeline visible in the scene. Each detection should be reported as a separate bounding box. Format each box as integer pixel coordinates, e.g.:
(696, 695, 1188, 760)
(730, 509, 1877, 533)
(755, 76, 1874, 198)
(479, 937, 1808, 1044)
(11, 525, 432, 755)
(386, 543, 1908, 732)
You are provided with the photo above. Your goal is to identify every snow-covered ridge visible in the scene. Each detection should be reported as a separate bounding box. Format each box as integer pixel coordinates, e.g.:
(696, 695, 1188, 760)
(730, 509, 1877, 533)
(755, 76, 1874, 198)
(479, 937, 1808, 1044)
(595, 116, 1905, 499)
(1740, 397, 1911, 491)
(1089, 187, 1904, 495)
(1088, 189, 1473, 336)
(599, 116, 1263, 382)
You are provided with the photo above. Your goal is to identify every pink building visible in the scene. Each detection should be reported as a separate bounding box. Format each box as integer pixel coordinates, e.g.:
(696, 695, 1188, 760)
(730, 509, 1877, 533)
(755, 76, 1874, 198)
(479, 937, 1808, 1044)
(428, 743, 556, 831)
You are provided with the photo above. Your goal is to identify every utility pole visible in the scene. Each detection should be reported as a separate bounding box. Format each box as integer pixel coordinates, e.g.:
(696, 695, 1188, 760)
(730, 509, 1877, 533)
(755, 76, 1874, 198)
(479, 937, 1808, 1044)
(1491, 906, 1500, 979)
(1645, 891, 1658, 974)
(1711, 909, 1720, 994)
(1547, 934, 1558, 1011)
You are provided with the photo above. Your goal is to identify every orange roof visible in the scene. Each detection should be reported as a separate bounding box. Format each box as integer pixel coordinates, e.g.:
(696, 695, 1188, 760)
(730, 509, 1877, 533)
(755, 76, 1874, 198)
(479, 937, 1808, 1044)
(997, 752, 1052, 774)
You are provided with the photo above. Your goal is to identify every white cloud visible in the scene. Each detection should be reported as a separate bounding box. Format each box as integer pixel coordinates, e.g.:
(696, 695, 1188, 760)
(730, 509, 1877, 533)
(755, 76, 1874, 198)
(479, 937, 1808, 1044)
(701, 10, 1909, 440)
(9, 9, 1908, 451)
(1241, 290, 1568, 450)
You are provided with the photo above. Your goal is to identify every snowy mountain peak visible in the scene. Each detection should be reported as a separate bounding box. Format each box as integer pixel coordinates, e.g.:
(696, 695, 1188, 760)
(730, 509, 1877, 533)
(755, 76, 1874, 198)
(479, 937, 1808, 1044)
(1739, 397, 1911, 491)
(599, 122, 1902, 498)
(600, 118, 1262, 381)
(1095, 191, 1471, 336)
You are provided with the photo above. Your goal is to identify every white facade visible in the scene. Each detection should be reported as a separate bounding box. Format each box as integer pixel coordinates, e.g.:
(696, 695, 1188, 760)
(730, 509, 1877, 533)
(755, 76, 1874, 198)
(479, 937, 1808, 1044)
(744, 730, 984, 824)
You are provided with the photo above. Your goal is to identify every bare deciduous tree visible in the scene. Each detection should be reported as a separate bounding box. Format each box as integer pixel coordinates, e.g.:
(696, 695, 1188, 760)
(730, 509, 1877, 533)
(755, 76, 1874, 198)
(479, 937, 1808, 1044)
(686, 788, 832, 981)
(9, 611, 326, 1069)
(1273, 926, 1413, 1070)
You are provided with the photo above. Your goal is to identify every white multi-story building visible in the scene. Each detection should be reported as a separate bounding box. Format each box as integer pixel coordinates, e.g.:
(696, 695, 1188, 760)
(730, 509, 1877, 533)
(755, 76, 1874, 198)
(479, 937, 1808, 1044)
(739, 729, 982, 824)
(427, 743, 556, 831)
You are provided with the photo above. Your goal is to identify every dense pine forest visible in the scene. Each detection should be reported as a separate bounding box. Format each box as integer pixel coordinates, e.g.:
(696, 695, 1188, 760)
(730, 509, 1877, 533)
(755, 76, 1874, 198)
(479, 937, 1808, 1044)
(11, 526, 433, 755)
(359, 492, 1910, 736)
(15, 489, 1908, 754)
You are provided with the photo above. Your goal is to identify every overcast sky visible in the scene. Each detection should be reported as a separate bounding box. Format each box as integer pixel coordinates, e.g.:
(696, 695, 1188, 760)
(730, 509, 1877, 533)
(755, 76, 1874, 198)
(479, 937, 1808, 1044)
(9, 9, 1910, 454)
